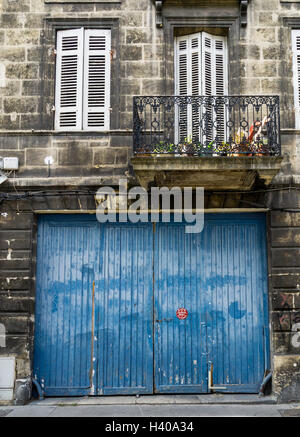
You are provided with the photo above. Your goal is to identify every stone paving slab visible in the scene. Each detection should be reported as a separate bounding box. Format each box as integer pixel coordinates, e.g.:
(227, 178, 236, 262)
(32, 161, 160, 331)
(0, 409, 13, 417)
(279, 408, 300, 417)
(48, 405, 144, 418)
(0, 403, 295, 417)
(136, 405, 283, 417)
(3, 406, 57, 417)
(29, 394, 277, 406)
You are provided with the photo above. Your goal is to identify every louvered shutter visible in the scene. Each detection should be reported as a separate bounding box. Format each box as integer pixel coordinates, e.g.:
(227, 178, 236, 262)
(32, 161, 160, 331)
(175, 35, 189, 143)
(201, 33, 213, 143)
(175, 32, 228, 144)
(214, 34, 228, 143)
(175, 33, 202, 96)
(83, 29, 111, 131)
(292, 30, 300, 129)
(201, 33, 228, 97)
(201, 32, 228, 143)
(190, 34, 202, 143)
(175, 34, 201, 143)
(55, 28, 84, 131)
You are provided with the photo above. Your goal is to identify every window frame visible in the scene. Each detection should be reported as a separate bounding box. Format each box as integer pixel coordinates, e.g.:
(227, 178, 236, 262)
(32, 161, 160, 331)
(174, 31, 229, 144)
(174, 31, 228, 96)
(163, 16, 239, 96)
(55, 27, 111, 132)
(42, 18, 120, 132)
(292, 29, 300, 129)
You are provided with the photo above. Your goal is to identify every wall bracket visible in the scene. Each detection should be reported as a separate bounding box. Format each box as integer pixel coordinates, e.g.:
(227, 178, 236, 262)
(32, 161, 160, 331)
(240, 0, 250, 27)
(153, 0, 163, 28)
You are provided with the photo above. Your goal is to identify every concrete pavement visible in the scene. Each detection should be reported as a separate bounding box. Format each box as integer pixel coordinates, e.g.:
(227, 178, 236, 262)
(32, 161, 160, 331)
(0, 395, 300, 417)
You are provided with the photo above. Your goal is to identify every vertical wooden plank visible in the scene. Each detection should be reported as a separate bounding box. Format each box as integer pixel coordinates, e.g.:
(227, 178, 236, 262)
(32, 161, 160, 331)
(34, 215, 95, 396)
(154, 222, 208, 393)
(97, 223, 153, 394)
(207, 214, 268, 393)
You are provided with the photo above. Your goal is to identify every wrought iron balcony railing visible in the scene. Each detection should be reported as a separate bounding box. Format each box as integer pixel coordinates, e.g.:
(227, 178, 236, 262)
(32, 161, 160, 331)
(133, 96, 281, 157)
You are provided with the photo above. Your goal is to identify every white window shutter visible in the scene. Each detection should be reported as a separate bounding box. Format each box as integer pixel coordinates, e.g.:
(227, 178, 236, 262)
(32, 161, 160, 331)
(175, 35, 189, 142)
(214, 35, 228, 97)
(201, 32, 228, 96)
(175, 36, 189, 96)
(55, 28, 84, 131)
(175, 32, 228, 144)
(201, 32, 228, 143)
(189, 34, 202, 142)
(83, 29, 111, 131)
(190, 34, 202, 96)
(292, 30, 300, 129)
(201, 33, 213, 97)
(213, 34, 228, 142)
(175, 33, 201, 96)
(175, 34, 201, 142)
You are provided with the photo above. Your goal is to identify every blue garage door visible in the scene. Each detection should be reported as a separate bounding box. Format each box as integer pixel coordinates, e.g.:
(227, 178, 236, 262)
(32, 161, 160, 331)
(34, 217, 153, 396)
(94, 224, 154, 395)
(34, 214, 269, 396)
(154, 214, 269, 393)
(33, 217, 98, 395)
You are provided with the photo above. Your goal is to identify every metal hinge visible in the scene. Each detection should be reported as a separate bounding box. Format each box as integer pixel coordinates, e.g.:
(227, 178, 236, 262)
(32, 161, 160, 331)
(208, 363, 227, 391)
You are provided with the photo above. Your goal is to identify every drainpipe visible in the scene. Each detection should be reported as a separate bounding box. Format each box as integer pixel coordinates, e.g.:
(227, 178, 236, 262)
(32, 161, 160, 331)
(31, 378, 44, 400)
(258, 372, 272, 397)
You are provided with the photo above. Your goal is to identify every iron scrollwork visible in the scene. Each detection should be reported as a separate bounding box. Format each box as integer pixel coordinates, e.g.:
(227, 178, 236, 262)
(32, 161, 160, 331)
(133, 95, 281, 157)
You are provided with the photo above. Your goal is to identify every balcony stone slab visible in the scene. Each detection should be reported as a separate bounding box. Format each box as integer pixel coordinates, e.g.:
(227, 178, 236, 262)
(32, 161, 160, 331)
(131, 155, 283, 190)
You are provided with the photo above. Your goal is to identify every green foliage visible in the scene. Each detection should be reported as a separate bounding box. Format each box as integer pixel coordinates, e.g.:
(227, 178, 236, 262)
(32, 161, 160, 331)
(153, 141, 175, 154)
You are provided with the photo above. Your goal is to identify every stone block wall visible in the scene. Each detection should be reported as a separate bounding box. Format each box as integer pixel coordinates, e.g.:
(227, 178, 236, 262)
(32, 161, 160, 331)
(267, 190, 300, 401)
(241, 0, 296, 131)
(0, 0, 165, 185)
(0, 133, 132, 185)
(1, 187, 300, 401)
(0, 0, 165, 131)
(0, 0, 299, 184)
(0, 202, 35, 381)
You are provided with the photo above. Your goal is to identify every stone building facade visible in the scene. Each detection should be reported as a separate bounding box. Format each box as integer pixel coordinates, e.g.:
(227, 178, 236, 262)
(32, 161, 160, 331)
(0, 0, 300, 403)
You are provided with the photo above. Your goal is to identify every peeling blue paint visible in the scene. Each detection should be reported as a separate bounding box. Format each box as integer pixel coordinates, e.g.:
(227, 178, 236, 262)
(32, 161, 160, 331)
(34, 213, 269, 396)
(202, 275, 247, 290)
(229, 301, 247, 319)
(206, 310, 226, 325)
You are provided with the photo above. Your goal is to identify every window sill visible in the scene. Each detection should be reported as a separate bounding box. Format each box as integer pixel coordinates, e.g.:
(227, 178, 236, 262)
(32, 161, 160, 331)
(0, 130, 132, 136)
(280, 128, 300, 134)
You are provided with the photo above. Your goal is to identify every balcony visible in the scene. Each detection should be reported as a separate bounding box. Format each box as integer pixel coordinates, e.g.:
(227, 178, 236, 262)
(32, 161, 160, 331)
(131, 96, 283, 190)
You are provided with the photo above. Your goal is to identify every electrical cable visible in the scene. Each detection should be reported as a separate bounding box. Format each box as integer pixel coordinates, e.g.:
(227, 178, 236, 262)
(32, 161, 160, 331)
(1, 187, 300, 212)
(0, 185, 299, 201)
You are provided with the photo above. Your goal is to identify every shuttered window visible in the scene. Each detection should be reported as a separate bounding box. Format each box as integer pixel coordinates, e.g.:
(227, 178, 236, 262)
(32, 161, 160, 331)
(55, 28, 84, 131)
(292, 30, 300, 129)
(175, 32, 228, 143)
(55, 28, 111, 131)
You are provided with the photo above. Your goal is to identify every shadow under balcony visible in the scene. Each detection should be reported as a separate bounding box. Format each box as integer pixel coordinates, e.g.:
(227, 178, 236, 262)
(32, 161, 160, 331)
(131, 96, 283, 191)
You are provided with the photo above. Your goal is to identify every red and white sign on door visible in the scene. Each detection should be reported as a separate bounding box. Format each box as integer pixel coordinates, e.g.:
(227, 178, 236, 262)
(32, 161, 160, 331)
(176, 308, 188, 320)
